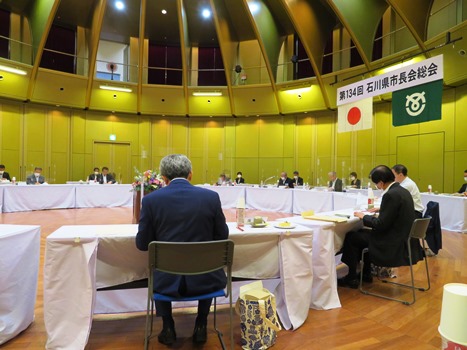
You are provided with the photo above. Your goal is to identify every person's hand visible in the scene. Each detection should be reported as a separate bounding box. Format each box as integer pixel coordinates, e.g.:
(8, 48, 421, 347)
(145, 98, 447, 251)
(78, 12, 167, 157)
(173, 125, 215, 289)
(367, 207, 380, 213)
(354, 211, 365, 219)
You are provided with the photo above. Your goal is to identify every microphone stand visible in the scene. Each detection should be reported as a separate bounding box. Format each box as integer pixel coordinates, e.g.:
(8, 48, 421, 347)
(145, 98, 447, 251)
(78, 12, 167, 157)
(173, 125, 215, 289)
(262, 176, 276, 187)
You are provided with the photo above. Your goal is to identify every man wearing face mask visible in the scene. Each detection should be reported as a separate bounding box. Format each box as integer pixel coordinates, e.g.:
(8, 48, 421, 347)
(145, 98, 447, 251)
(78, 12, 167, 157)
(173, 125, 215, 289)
(278, 171, 294, 188)
(234, 171, 245, 184)
(87, 167, 101, 183)
(457, 169, 467, 195)
(337, 165, 423, 288)
(26, 167, 45, 185)
(0, 164, 11, 181)
(293, 171, 303, 186)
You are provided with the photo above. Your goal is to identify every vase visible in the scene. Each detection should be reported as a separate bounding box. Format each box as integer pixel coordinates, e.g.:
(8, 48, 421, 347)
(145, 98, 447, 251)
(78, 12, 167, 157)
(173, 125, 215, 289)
(132, 191, 142, 224)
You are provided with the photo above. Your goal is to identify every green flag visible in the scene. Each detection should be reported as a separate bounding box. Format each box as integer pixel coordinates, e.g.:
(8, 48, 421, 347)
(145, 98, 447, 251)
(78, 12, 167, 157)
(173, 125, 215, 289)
(392, 79, 443, 127)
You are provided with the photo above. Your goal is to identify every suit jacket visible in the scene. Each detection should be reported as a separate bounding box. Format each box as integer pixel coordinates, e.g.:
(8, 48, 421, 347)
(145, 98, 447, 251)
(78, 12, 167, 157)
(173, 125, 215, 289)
(88, 173, 102, 182)
(136, 178, 229, 297)
(294, 177, 304, 186)
(328, 178, 343, 192)
(362, 182, 423, 267)
(350, 179, 361, 188)
(424, 201, 442, 255)
(278, 177, 294, 188)
(0, 171, 10, 181)
(99, 173, 115, 184)
(459, 183, 467, 193)
(26, 174, 45, 185)
(235, 177, 245, 184)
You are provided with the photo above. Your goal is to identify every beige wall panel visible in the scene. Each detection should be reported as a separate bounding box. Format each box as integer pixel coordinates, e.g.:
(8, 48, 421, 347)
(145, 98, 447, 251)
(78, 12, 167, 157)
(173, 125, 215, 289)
(232, 86, 279, 115)
(259, 118, 283, 157)
(206, 120, 225, 158)
(296, 117, 313, 158)
(71, 111, 86, 153)
(374, 103, 391, 156)
(189, 120, 205, 158)
(71, 153, 86, 181)
(278, 87, 327, 113)
(0, 103, 22, 150)
(89, 84, 138, 113)
(152, 119, 170, 157)
(0, 69, 30, 100)
(454, 85, 467, 151)
(33, 70, 87, 107)
(171, 119, 189, 155)
(141, 86, 186, 115)
(188, 95, 231, 117)
(235, 118, 259, 158)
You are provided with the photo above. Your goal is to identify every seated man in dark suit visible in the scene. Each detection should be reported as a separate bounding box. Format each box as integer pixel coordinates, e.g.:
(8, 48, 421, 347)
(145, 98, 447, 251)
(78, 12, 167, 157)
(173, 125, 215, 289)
(136, 154, 229, 345)
(338, 165, 423, 288)
(0, 164, 11, 181)
(458, 169, 467, 195)
(26, 167, 45, 185)
(327, 171, 343, 192)
(99, 166, 116, 184)
(278, 171, 294, 188)
(293, 171, 304, 186)
(87, 167, 101, 183)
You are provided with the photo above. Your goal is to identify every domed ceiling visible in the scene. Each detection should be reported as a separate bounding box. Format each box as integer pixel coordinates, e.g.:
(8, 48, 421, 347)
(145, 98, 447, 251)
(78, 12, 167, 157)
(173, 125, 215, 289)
(0, 0, 466, 117)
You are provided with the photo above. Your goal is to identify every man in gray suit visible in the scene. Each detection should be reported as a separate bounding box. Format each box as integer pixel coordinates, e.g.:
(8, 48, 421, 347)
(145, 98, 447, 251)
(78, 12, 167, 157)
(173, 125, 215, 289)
(26, 167, 45, 185)
(136, 154, 229, 345)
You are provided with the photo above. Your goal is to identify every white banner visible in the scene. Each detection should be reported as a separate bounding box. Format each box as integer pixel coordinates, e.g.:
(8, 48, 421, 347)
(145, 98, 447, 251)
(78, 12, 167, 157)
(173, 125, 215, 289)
(336, 55, 443, 106)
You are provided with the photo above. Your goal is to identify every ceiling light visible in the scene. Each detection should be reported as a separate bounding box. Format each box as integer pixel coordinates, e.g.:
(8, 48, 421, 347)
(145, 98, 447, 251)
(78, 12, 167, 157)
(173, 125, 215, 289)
(0, 64, 27, 75)
(202, 9, 211, 19)
(248, 2, 260, 15)
(100, 85, 132, 93)
(192, 91, 222, 97)
(161, 9, 167, 14)
(284, 86, 311, 94)
(115, 1, 125, 11)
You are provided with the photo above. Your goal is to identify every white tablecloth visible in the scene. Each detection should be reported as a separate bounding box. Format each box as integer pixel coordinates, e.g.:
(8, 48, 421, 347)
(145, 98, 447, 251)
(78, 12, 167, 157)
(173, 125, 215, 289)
(279, 209, 363, 309)
(421, 193, 467, 233)
(75, 184, 133, 208)
(292, 190, 333, 214)
(245, 187, 294, 212)
(0, 225, 40, 345)
(0, 185, 4, 211)
(43, 223, 313, 349)
(2, 184, 76, 212)
(201, 185, 246, 209)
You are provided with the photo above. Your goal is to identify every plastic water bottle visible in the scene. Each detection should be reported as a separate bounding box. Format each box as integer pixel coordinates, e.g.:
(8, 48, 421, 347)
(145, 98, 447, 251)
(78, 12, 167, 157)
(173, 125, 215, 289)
(367, 187, 375, 209)
(236, 197, 245, 227)
(428, 185, 432, 193)
(12, 176, 16, 185)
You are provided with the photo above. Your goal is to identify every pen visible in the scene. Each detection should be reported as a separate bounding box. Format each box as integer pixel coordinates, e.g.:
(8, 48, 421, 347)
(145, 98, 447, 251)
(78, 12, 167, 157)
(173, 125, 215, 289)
(237, 226, 244, 231)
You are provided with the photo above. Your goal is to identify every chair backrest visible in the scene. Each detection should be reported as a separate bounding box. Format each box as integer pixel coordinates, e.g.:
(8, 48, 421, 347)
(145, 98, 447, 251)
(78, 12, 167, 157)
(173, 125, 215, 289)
(409, 217, 431, 240)
(148, 240, 234, 275)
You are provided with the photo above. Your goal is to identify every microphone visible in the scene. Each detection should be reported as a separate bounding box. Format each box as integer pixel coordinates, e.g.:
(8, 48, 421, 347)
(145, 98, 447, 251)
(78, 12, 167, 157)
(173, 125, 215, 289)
(262, 176, 276, 186)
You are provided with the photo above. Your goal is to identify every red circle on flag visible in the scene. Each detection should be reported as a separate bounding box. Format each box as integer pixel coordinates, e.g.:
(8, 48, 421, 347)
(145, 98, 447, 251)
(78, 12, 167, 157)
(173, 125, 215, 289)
(347, 107, 361, 125)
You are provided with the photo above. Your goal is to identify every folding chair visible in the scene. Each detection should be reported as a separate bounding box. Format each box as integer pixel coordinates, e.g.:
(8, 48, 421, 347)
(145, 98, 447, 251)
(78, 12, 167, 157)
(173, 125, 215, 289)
(359, 217, 431, 305)
(144, 240, 235, 350)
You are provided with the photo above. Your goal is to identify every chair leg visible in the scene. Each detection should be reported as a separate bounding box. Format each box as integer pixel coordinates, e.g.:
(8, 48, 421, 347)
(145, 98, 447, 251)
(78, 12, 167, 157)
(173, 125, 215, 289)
(359, 249, 423, 305)
(213, 298, 227, 350)
(144, 298, 154, 350)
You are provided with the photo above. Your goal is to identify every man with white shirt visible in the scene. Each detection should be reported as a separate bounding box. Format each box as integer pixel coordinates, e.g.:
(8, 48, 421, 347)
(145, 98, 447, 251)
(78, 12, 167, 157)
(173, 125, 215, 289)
(392, 164, 424, 218)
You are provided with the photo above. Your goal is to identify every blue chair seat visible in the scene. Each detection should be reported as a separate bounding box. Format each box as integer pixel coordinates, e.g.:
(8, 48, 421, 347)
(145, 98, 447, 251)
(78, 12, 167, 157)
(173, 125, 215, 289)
(154, 289, 226, 302)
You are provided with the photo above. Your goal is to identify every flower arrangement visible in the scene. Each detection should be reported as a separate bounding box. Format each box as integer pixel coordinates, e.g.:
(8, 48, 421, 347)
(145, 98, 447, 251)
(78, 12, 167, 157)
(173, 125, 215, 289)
(132, 168, 164, 193)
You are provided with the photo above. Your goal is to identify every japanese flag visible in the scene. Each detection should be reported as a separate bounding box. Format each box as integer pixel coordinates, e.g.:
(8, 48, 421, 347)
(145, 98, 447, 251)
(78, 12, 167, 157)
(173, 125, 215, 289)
(337, 97, 373, 133)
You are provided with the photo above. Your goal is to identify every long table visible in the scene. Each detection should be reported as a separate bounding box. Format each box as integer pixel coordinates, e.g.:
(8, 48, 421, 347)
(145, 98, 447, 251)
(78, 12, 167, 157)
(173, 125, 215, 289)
(279, 209, 363, 309)
(43, 223, 314, 349)
(0, 225, 40, 345)
(421, 193, 467, 233)
(0, 184, 133, 212)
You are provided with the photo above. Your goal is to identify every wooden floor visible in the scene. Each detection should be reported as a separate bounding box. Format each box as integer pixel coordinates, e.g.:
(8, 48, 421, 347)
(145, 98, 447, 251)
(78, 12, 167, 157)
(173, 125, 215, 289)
(1, 207, 466, 349)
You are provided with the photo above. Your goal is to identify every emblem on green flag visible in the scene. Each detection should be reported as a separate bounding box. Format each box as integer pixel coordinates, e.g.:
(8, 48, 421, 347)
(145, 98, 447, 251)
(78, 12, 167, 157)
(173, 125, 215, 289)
(392, 79, 443, 126)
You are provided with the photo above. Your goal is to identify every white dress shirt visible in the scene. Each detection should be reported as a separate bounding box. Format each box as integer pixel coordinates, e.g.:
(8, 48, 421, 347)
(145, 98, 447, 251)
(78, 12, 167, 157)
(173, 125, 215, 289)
(400, 176, 424, 213)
